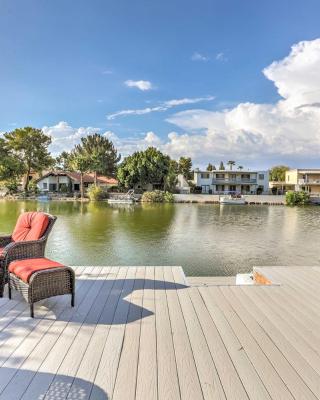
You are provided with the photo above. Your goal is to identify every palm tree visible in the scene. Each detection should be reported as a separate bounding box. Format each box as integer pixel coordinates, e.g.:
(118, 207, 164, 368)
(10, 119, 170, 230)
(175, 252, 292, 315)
(227, 160, 236, 170)
(238, 165, 244, 171)
(81, 133, 120, 186)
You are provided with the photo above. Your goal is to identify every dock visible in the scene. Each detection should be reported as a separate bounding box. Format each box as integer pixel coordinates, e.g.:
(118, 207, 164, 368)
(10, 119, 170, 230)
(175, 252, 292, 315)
(0, 265, 319, 399)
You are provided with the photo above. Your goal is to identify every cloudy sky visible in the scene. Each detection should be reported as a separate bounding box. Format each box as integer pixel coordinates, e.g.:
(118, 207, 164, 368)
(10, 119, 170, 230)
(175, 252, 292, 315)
(1, 0, 320, 168)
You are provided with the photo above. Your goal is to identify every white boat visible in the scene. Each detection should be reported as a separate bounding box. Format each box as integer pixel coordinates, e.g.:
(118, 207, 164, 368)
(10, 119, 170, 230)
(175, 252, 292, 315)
(108, 198, 135, 204)
(219, 194, 246, 205)
(107, 189, 136, 204)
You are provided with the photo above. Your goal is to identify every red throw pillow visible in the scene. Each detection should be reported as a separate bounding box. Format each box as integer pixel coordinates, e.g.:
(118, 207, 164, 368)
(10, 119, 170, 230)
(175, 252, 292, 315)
(12, 212, 49, 242)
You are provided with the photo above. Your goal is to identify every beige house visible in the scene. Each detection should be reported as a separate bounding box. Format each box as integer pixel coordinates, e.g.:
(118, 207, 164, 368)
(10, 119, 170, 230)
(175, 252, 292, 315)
(270, 169, 320, 194)
(286, 169, 320, 194)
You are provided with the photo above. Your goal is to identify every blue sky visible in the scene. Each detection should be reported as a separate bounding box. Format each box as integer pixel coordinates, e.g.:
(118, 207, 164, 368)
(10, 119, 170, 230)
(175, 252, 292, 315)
(1, 0, 320, 168)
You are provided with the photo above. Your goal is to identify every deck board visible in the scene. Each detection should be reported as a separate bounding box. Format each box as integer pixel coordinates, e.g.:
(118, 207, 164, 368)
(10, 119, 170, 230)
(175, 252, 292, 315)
(0, 266, 319, 399)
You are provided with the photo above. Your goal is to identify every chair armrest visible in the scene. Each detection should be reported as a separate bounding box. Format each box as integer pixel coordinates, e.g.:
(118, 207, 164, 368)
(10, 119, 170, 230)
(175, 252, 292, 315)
(2, 239, 46, 267)
(0, 236, 12, 247)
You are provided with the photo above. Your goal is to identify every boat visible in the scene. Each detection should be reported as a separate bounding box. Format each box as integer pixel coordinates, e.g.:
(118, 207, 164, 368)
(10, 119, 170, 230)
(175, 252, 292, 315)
(107, 189, 136, 204)
(37, 194, 51, 202)
(219, 194, 246, 205)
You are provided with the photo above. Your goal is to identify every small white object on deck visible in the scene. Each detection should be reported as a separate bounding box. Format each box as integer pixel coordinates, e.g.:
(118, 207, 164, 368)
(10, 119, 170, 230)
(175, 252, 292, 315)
(236, 273, 254, 285)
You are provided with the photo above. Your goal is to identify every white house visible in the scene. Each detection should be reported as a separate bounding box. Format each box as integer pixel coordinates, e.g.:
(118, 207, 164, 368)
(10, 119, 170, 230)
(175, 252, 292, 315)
(36, 172, 118, 193)
(193, 168, 269, 194)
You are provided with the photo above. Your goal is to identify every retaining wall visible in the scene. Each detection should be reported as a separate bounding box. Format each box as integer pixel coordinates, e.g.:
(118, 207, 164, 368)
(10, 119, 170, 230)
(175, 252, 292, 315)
(173, 194, 286, 205)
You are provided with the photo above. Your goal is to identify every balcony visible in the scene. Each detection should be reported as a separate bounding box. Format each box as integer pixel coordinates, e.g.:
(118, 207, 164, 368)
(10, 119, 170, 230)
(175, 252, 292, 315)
(212, 178, 257, 184)
(298, 179, 320, 185)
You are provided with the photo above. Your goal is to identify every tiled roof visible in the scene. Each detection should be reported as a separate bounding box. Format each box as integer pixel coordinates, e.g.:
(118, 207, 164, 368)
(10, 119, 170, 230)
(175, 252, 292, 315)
(37, 171, 118, 185)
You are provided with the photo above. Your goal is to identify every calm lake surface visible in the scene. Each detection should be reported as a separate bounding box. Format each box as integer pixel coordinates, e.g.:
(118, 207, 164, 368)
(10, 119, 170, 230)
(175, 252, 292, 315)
(0, 200, 319, 276)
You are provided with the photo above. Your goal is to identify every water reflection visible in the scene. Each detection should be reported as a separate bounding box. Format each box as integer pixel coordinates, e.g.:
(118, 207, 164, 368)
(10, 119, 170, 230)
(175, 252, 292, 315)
(0, 200, 320, 276)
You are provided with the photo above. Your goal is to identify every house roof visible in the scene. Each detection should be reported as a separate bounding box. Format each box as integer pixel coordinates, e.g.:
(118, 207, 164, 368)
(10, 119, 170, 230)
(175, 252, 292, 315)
(37, 171, 118, 185)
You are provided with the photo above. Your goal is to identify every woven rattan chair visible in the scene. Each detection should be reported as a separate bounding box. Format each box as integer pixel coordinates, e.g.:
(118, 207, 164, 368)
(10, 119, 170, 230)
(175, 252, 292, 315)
(0, 212, 57, 297)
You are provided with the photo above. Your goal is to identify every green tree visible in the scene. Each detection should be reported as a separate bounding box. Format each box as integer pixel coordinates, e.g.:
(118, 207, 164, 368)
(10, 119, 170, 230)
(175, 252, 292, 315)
(178, 157, 192, 179)
(227, 160, 236, 170)
(164, 160, 179, 192)
(117, 147, 172, 190)
(80, 133, 120, 185)
(238, 165, 244, 171)
(4, 127, 53, 191)
(68, 145, 91, 199)
(206, 163, 213, 171)
(219, 161, 225, 170)
(55, 151, 71, 170)
(269, 165, 289, 181)
(0, 138, 24, 184)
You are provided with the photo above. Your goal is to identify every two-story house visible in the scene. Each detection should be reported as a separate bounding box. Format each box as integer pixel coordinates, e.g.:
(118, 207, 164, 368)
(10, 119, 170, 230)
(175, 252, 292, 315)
(285, 169, 320, 194)
(193, 169, 269, 194)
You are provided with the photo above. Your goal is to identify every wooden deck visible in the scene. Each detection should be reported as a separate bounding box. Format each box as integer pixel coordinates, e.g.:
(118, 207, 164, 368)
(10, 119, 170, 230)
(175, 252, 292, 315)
(0, 266, 320, 399)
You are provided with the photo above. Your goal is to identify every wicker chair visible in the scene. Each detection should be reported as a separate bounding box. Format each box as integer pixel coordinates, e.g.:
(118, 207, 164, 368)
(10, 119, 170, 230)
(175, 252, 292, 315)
(8, 261, 75, 318)
(0, 213, 57, 297)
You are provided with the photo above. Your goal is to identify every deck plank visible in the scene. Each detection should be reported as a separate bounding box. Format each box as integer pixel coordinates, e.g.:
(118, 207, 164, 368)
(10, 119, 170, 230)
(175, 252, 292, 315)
(163, 267, 203, 400)
(135, 267, 158, 400)
(154, 267, 181, 400)
(89, 267, 137, 400)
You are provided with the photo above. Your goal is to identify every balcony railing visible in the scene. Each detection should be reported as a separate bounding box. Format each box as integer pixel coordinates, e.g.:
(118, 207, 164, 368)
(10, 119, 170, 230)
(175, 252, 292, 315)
(212, 178, 257, 184)
(298, 179, 320, 185)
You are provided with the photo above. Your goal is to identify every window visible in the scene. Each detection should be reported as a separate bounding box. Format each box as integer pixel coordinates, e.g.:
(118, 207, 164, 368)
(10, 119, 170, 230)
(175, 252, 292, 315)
(216, 173, 225, 179)
(241, 174, 250, 180)
(201, 173, 210, 179)
(74, 184, 80, 191)
(201, 185, 210, 193)
(229, 174, 236, 180)
(258, 174, 264, 180)
(43, 182, 47, 189)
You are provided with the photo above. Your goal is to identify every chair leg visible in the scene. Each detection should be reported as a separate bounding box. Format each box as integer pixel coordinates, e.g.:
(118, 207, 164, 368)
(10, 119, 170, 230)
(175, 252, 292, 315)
(30, 303, 34, 318)
(71, 292, 75, 307)
(8, 284, 11, 299)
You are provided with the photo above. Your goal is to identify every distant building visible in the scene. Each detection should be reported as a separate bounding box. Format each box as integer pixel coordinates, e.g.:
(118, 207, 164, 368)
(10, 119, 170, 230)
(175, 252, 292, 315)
(36, 171, 118, 193)
(193, 169, 269, 194)
(176, 174, 191, 194)
(271, 169, 320, 195)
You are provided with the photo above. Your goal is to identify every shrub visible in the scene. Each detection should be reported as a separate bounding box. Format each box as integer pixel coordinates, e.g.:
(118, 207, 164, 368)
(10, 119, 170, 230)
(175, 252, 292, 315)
(163, 191, 174, 202)
(286, 191, 310, 206)
(3, 179, 19, 194)
(87, 185, 105, 201)
(28, 180, 39, 194)
(141, 190, 174, 203)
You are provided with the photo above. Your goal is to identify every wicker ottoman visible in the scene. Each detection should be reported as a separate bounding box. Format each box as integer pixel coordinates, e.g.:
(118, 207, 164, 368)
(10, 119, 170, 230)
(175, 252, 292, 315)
(8, 258, 75, 318)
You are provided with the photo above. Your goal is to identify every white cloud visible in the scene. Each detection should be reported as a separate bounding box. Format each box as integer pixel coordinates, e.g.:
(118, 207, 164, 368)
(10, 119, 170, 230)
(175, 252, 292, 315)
(191, 52, 209, 62)
(124, 80, 153, 91)
(215, 52, 227, 62)
(107, 96, 215, 120)
(102, 69, 113, 75)
(160, 38, 320, 167)
(43, 121, 101, 155)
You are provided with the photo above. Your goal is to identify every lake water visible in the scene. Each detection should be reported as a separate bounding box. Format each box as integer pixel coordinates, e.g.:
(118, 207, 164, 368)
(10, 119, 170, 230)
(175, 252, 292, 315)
(0, 200, 319, 276)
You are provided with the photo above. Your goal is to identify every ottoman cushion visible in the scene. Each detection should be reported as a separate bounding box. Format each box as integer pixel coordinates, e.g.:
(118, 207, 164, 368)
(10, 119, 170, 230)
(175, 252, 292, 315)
(9, 258, 64, 283)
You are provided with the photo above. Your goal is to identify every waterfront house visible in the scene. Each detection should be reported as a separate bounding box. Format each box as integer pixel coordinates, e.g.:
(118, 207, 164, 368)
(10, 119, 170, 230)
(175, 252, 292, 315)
(36, 171, 118, 193)
(271, 168, 320, 195)
(193, 168, 269, 194)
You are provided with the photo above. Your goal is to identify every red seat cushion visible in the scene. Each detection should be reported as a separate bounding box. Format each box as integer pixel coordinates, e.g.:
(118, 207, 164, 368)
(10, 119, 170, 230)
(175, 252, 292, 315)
(12, 212, 49, 242)
(9, 258, 64, 283)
